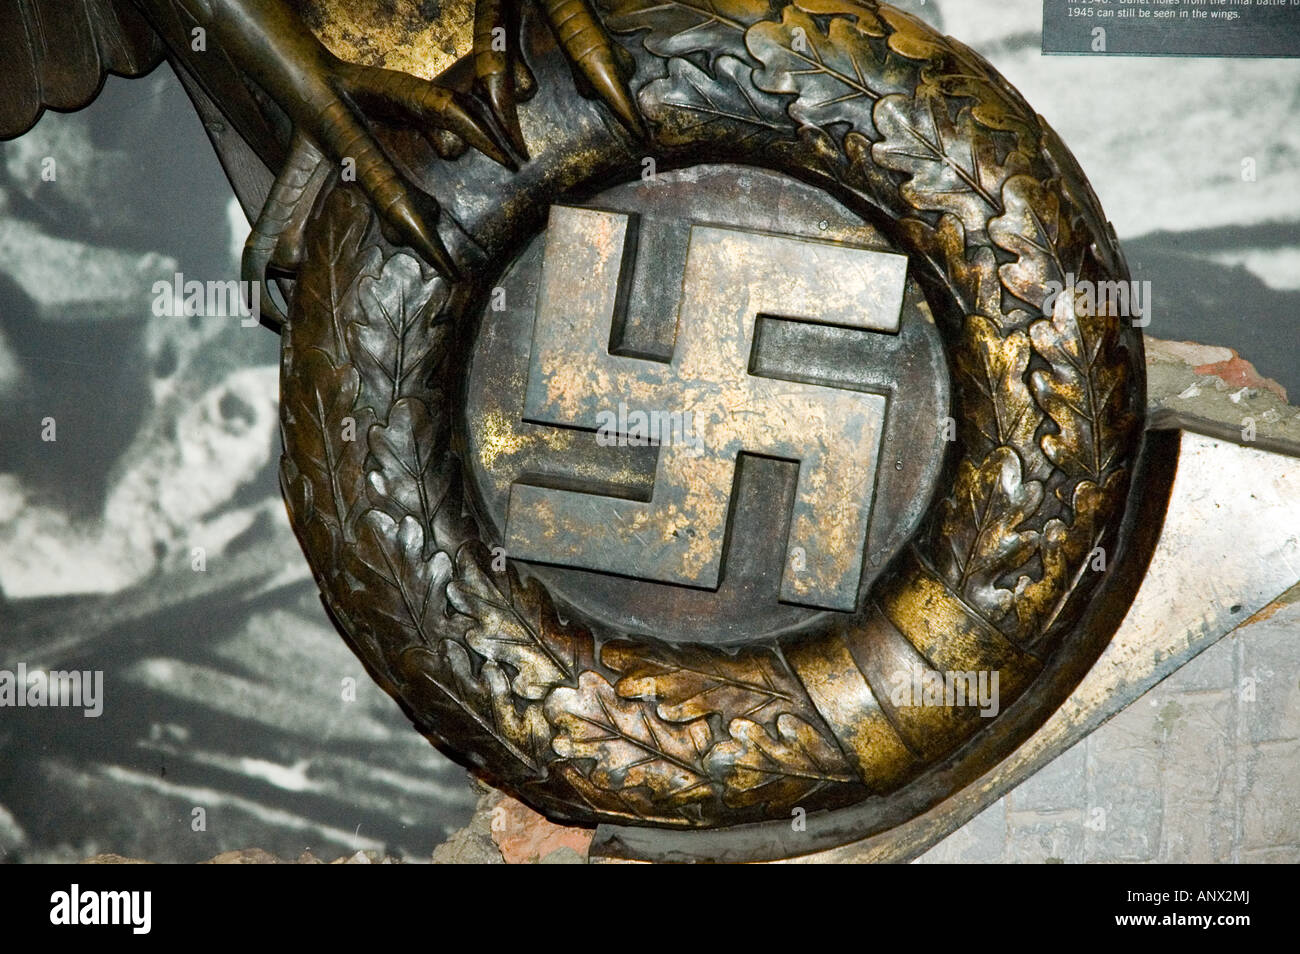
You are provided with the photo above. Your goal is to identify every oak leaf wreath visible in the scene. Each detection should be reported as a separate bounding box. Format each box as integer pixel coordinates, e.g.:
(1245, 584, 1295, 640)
(278, 0, 1143, 832)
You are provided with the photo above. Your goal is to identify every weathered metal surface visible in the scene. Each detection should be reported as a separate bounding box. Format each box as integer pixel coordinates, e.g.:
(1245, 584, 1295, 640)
(271, 0, 1149, 846)
(505, 205, 905, 610)
(289, 0, 475, 80)
(797, 430, 1300, 862)
(592, 428, 1300, 860)
(464, 164, 950, 646)
(0, 0, 1163, 855)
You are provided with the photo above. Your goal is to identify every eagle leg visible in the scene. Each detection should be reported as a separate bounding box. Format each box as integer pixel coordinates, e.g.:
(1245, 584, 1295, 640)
(537, 0, 645, 138)
(474, 0, 646, 150)
(141, 0, 517, 280)
(474, 0, 536, 158)
(241, 130, 327, 330)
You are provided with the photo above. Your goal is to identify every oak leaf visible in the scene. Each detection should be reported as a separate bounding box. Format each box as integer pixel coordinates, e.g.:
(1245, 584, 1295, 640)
(956, 315, 1050, 479)
(872, 85, 1028, 237)
(640, 55, 791, 146)
(792, 0, 883, 34)
(601, 0, 757, 61)
(365, 396, 471, 557)
(281, 348, 371, 541)
(989, 174, 1083, 311)
(443, 641, 553, 771)
(446, 559, 579, 701)
(935, 447, 1043, 619)
(546, 671, 716, 808)
(748, 8, 912, 129)
(705, 714, 856, 809)
(899, 213, 1001, 320)
(292, 187, 381, 362)
(1013, 472, 1125, 645)
(348, 510, 452, 646)
(604, 640, 815, 725)
(348, 253, 445, 417)
(1029, 294, 1136, 481)
(878, 4, 945, 61)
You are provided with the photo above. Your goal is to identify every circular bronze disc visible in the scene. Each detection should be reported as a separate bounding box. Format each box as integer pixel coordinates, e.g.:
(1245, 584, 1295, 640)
(464, 163, 950, 645)
(277, 2, 1151, 860)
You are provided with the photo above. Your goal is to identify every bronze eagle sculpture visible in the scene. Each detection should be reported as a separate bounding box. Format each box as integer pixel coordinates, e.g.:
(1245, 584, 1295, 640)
(0, 0, 634, 314)
(1, 0, 1156, 859)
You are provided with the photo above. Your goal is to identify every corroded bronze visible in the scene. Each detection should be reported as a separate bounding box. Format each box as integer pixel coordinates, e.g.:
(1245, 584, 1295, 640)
(2, 0, 1148, 857)
(277, 1, 1143, 837)
(508, 205, 905, 610)
(465, 164, 950, 648)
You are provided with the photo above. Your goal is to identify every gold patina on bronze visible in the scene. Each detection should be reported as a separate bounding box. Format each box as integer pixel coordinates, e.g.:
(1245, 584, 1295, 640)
(506, 205, 905, 611)
(276, 0, 1144, 854)
(0, 0, 1146, 859)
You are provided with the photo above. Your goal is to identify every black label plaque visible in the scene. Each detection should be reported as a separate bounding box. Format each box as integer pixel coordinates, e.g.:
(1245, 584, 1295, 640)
(1043, 0, 1300, 57)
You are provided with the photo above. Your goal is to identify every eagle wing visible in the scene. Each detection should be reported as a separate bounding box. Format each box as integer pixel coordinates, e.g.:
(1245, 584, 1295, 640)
(0, 0, 163, 140)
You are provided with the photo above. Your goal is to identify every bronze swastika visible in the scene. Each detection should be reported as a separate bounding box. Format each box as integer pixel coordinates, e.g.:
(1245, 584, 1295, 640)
(504, 205, 908, 611)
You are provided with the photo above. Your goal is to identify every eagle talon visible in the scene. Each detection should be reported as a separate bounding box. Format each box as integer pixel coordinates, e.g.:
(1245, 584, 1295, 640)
(473, 0, 647, 158)
(474, 0, 534, 158)
(308, 58, 519, 277)
(538, 0, 646, 139)
(191, 0, 643, 283)
(334, 61, 518, 171)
